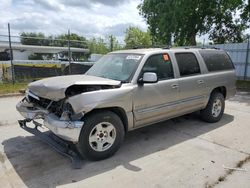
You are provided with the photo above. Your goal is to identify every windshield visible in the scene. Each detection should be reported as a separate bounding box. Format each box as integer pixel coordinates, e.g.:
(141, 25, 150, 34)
(86, 53, 143, 82)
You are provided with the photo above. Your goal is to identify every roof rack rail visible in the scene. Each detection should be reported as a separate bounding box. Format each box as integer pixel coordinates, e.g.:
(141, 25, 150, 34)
(162, 45, 172, 49)
(171, 46, 220, 50)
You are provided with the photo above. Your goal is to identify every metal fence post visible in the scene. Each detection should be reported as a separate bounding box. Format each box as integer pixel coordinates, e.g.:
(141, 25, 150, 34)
(110, 35, 113, 52)
(8, 23, 15, 84)
(244, 36, 250, 80)
(68, 29, 71, 75)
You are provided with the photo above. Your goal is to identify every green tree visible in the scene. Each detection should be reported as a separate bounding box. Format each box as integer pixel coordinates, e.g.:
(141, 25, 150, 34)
(87, 36, 123, 54)
(124, 26, 152, 49)
(139, 0, 249, 46)
(20, 32, 50, 46)
(208, 0, 248, 44)
(20, 32, 53, 59)
(54, 33, 88, 48)
(241, 1, 250, 23)
(108, 35, 123, 51)
(209, 15, 247, 44)
(88, 37, 109, 54)
(20, 32, 88, 48)
(54, 33, 89, 61)
(20, 32, 89, 60)
(112, 39, 123, 51)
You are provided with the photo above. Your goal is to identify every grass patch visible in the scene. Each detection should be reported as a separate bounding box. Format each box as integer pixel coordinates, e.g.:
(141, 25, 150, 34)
(0, 83, 28, 95)
(236, 80, 250, 91)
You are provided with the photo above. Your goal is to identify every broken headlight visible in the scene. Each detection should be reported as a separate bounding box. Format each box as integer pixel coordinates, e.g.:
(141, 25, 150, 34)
(60, 102, 74, 121)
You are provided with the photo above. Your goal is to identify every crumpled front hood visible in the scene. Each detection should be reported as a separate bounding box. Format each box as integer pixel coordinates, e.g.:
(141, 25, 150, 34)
(28, 75, 121, 101)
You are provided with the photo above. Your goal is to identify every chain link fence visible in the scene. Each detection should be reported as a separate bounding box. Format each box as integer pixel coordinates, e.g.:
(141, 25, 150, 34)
(0, 25, 124, 83)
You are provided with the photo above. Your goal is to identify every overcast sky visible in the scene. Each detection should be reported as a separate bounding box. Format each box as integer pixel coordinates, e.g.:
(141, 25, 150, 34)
(0, 0, 147, 43)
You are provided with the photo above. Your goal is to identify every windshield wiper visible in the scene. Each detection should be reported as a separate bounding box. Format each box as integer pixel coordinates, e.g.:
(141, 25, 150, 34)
(121, 80, 129, 83)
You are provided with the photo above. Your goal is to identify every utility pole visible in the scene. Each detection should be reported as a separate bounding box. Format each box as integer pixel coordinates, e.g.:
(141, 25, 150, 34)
(244, 35, 250, 80)
(110, 35, 113, 52)
(68, 29, 71, 75)
(8, 23, 15, 84)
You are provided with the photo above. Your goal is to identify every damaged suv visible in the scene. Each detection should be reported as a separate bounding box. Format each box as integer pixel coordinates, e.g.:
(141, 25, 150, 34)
(17, 48, 236, 160)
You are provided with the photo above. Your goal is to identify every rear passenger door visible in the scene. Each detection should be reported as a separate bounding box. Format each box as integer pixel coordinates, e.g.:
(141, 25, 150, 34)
(174, 52, 207, 113)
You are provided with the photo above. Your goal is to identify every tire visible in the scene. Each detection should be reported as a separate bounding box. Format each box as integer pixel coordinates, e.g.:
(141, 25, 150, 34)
(77, 111, 125, 161)
(200, 92, 225, 123)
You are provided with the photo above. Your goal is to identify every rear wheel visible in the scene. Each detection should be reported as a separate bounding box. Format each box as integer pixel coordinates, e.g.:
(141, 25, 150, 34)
(200, 92, 225, 123)
(78, 111, 125, 161)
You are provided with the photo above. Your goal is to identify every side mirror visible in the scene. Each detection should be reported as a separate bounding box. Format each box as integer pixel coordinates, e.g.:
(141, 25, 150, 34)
(140, 72, 158, 84)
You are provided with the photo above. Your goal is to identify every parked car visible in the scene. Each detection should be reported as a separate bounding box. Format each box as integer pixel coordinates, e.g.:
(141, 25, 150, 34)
(16, 48, 236, 161)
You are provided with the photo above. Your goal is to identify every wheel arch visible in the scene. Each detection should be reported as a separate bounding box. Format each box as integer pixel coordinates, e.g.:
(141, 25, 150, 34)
(83, 107, 129, 133)
(210, 86, 227, 98)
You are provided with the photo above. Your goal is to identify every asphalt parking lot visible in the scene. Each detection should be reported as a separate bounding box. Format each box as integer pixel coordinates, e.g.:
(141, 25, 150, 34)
(0, 94, 250, 188)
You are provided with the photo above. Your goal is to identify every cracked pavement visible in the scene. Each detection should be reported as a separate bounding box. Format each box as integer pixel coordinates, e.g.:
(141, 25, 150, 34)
(0, 94, 249, 188)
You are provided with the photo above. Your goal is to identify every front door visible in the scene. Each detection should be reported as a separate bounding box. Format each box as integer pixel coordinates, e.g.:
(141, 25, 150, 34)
(133, 53, 179, 127)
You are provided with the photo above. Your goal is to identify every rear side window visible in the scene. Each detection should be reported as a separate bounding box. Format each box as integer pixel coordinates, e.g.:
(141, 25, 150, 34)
(199, 50, 234, 72)
(175, 53, 201, 76)
(142, 53, 174, 80)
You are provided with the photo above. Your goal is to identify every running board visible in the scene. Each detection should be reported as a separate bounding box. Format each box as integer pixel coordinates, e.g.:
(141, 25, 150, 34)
(18, 119, 83, 169)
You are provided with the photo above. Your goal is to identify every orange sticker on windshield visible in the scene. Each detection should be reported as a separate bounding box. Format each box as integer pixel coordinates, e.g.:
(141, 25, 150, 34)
(163, 54, 169, 61)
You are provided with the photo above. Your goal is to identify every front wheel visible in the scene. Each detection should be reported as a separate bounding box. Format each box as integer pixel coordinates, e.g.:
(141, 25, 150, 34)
(77, 111, 125, 161)
(200, 92, 225, 123)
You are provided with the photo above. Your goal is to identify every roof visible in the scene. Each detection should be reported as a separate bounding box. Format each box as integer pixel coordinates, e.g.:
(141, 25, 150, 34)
(110, 47, 221, 55)
(111, 48, 163, 55)
(0, 43, 89, 53)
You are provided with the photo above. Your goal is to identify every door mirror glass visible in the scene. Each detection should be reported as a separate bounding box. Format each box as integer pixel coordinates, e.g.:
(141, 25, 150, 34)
(142, 72, 158, 83)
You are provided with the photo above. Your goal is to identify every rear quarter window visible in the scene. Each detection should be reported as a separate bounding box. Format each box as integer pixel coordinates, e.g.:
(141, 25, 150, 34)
(199, 50, 234, 72)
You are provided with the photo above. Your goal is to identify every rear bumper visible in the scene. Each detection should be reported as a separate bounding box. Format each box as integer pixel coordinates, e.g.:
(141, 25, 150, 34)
(16, 98, 84, 143)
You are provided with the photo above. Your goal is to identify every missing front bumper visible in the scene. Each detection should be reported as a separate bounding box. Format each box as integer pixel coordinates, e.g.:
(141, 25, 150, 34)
(18, 119, 82, 169)
(16, 98, 84, 143)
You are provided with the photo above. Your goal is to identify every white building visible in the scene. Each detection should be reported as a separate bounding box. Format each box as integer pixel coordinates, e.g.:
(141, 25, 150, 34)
(0, 42, 89, 60)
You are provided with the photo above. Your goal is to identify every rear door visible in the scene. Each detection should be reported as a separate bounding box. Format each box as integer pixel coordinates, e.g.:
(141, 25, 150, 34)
(133, 53, 180, 127)
(174, 52, 207, 114)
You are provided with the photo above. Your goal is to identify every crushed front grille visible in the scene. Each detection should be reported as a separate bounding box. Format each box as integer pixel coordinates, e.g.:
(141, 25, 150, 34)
(27, 95, 64, 117)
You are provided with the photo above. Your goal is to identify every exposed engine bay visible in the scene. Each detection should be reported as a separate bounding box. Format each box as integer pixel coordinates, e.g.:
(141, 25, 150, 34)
(65, 84, 120, 97)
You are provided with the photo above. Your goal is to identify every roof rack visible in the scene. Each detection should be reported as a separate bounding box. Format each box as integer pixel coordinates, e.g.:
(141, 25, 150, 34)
(169, 46, 220, 50)
(162, 45, 172, 49)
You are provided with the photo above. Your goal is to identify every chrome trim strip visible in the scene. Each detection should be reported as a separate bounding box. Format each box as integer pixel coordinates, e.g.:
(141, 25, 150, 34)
(136, 95, 205, 114)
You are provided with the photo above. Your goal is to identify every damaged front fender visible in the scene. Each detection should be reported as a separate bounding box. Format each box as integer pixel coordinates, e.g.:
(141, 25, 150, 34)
(68, 85, 134, 114)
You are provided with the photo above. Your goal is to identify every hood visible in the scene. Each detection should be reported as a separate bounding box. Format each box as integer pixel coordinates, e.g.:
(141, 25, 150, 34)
(28, 75, 121, 101)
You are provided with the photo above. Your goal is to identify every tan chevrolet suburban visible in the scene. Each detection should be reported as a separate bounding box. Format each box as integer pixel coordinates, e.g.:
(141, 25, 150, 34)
(16, 48, 236, 161)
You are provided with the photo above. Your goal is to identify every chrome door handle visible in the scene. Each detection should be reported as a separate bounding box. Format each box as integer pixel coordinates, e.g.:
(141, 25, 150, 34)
(171, 83, 179, 89)
(197, 80, 205, 84)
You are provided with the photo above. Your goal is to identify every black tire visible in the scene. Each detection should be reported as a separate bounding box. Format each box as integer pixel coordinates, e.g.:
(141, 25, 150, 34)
(200, 92, 225, 123)
(77, 111, 125, 161)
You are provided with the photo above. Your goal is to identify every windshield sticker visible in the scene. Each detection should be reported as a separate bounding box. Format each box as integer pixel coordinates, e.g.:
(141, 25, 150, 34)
(126, 55, 142, 61)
